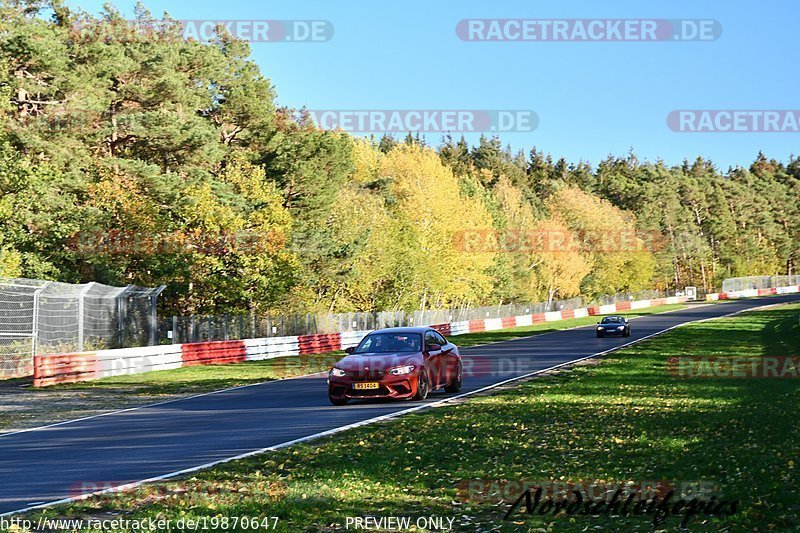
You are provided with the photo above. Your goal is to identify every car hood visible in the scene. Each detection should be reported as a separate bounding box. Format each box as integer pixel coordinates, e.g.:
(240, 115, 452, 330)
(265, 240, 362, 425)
(334, 353, 421, 373)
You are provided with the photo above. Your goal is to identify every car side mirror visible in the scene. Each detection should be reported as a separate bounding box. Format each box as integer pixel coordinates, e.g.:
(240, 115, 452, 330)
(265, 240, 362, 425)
(427, 343, 441, 352)
(344, 346, 355, 354)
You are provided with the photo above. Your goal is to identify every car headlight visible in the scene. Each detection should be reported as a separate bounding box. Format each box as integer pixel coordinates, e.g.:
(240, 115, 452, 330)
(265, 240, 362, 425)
(330, 367, 346, 377)
(597, 326, 603, 330)
(616, 326, 625, 330)
(389, 365, 416, 376)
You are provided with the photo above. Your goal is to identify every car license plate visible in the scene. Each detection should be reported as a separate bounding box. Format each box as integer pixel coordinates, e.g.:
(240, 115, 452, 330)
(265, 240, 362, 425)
(353, 382, 379, 390)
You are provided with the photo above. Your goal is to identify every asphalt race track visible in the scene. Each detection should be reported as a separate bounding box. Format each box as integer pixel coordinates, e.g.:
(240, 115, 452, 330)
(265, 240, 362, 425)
(1, 295, 798, 515)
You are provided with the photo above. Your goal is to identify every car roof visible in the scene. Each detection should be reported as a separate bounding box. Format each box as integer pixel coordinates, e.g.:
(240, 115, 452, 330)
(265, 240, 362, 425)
(367, 327, 434, 334)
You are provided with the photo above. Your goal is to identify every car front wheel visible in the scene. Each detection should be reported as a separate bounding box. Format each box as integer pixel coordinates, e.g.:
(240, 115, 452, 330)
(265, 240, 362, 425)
(413, 369, 429, 400)
(329, 394, 348, 406)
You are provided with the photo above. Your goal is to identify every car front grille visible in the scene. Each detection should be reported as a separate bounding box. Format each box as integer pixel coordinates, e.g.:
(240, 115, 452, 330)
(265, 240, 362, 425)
(346, 370, 386, 381)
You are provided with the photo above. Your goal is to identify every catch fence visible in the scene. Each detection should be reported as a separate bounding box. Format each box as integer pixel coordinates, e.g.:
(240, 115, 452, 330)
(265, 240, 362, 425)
(722, 275, 800, 293)
(160, 289, 674, 344)
(0, 278, 164, 378)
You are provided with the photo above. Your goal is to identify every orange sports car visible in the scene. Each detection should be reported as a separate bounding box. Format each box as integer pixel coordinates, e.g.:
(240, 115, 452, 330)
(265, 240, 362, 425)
(327, 327, 463, 405)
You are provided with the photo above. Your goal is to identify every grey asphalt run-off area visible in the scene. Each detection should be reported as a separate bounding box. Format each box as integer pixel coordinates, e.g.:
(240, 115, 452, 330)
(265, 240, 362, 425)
(1, 295, 798, 516)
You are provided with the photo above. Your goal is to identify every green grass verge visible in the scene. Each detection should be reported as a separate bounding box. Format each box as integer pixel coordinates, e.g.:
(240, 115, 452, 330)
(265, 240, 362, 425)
(22, 302, 800, 531)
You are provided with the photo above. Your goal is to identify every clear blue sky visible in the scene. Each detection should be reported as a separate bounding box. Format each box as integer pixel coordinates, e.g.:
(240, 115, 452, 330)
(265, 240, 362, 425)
(68, 0, 799, 170)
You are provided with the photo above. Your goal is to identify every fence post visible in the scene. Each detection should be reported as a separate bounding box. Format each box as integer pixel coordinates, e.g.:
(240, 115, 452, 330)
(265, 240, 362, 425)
(116, 285, 134, 348)
(150, 285, 165, 346)
(31, 282, 50, 359)
(77, 282, 95, 353)
(172, 315, 178, 344)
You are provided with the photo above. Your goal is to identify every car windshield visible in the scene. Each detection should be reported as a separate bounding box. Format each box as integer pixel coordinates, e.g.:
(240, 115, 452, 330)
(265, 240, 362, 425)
(353, 333, 422, 353)
(601, 317, 624, 324)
